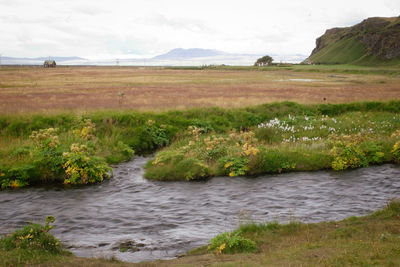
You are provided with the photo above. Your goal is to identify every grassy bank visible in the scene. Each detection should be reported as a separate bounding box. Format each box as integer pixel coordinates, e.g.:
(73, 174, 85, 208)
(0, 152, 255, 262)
(145, 108, 400, 181)
(2, 199, 400, 266)
(1, 101, 400, 188)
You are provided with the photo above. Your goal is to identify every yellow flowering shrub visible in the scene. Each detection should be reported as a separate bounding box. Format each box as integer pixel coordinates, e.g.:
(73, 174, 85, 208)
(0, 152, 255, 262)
(392, 130, 400, 162)
(62, 143, 111, 185)
(329, 134, 368, 170)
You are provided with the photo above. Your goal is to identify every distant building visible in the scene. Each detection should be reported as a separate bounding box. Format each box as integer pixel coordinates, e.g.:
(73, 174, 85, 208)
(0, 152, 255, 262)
(44, 60, 56, 68)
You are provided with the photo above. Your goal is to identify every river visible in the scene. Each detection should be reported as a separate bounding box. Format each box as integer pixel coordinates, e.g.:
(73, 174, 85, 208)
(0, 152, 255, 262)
(0, 157, 399, 262)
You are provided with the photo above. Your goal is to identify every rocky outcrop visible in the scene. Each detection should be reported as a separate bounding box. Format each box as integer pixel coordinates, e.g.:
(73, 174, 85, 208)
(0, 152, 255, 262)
(311, 28, 346, 56)
(308, 16, 400, 63)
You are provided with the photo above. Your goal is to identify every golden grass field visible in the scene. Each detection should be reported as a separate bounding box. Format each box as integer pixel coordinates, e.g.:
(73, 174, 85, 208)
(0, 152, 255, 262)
(0, 66, 399, 114)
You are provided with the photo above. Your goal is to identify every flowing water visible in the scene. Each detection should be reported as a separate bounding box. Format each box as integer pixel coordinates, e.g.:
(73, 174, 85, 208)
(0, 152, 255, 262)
(0, 157, 399, 262)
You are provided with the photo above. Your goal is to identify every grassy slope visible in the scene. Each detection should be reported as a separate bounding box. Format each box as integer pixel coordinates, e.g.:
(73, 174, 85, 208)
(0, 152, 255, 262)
(309, 37, 366, 64)
(308, 36, 400, 66)
(2, 200, 400, 266)
(308, 17, 400, 66)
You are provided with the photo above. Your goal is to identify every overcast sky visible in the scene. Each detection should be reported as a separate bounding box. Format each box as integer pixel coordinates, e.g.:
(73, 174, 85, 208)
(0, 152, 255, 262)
(0, 0, 399, 58)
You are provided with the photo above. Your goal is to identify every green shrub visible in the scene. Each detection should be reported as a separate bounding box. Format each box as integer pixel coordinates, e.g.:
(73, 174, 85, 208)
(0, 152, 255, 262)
(208, 231, 257, 254)
(62, 144, 111, 184)
(392, 141, 400, 162)
(391, 130, 400, 162)
(361, 142, 385, 164)
(0, 216, 62, 254)
(330, 135, 369, 170)
(219, 156, 249, 177)
(29, 128, 65, 182)
(0, 164, 39, 189)
(33, 149, 65, 182)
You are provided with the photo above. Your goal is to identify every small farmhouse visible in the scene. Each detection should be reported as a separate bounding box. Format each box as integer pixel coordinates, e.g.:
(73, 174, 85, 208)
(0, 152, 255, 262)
(44, 60, 56, 68)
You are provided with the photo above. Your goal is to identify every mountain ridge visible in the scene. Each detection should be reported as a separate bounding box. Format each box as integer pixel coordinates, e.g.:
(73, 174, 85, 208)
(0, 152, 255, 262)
(307, 16, 400, 65)
(152, 48, 229, 59)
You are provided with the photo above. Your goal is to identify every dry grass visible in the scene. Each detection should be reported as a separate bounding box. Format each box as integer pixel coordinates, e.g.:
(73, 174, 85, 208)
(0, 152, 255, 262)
(0, 66, 399, 114)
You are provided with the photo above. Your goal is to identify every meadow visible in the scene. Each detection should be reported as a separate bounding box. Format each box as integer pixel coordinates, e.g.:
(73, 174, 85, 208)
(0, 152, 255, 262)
(0, 65, 400, 114)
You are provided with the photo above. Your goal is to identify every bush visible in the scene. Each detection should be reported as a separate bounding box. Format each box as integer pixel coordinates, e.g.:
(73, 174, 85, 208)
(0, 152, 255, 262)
(330, 135, 368, 170)
(392, 141, 400, 162)
(0, 216, 63, 254)
(29, 128, 65, 182)
(208, 230, 257, 254)
(0, 164, 39, 189)
(391, 130, 400, 162)
(62, 144, 111, 184)
(219, 156, 249, 177)
(361, 142, 385, 164)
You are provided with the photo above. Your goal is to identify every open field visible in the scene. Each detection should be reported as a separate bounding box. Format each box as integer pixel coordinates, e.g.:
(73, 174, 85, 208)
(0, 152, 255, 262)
(0, 65, 400, 113)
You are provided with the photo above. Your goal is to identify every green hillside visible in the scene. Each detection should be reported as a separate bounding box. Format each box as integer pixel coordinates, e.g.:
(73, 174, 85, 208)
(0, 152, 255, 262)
(307, 17, 400, 65)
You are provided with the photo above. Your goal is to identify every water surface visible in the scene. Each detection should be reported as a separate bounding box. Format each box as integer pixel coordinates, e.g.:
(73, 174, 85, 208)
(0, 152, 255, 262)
(0, 157, 399, 262)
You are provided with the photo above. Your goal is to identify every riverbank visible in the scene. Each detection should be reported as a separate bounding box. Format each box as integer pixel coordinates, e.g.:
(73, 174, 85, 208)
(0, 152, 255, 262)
(1, 199, 399, 266)
(1, 101, 400, 188)
(145, 109, 400, 180)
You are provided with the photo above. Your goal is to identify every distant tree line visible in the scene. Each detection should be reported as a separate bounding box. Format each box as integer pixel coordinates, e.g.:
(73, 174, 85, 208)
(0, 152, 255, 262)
(254, 55, 273, 66)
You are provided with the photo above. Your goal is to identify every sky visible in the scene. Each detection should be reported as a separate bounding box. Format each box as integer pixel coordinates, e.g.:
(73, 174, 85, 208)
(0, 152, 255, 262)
(0, 0, 399, 59)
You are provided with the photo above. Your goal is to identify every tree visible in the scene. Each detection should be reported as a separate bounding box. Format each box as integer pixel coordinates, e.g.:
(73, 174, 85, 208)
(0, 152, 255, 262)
(254, 55, 273, 66)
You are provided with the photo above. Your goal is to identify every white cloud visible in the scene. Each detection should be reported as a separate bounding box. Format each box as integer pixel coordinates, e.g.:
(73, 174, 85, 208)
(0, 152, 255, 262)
(0, 0, 399, 58)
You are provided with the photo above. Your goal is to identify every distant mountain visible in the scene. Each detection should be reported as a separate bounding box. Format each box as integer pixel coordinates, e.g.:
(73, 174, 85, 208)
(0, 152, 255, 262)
(306, 16, 400, 65)
(153, 48, 228, 59)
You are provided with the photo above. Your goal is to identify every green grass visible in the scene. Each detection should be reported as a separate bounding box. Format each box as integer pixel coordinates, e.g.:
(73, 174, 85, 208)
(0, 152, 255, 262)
(309, 36, 367, 64)
(166, 63, 400, 75)
(198, 199, 400, 266)
(145, 110, 400, 181)
(1, 101, 400, 188)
